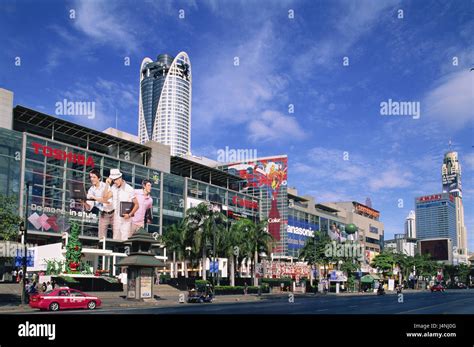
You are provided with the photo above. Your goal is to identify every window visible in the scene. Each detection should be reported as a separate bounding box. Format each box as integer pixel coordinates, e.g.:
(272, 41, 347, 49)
(59, 290, 69, 296)
(70, 290, 84, 297)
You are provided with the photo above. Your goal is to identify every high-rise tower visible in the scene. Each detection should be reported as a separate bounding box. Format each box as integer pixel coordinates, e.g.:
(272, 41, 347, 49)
(405, 210, 416, 239)
(138, 52, 192, 156)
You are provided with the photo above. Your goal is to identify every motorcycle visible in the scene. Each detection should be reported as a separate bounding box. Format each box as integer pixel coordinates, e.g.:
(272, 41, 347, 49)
(377, 286, 385, 296)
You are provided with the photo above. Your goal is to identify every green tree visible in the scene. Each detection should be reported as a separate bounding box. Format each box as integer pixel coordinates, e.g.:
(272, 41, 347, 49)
(65, 222, 82, 273)
(0, 194, 22, 241)
(162, 220, 189, 278)
(371, 251, 395, 278)
(245, 219, 273, 286)
(186, 202, 227, 281)
(443, 264, 457, 284)
(220, 218, 247, 286)
(456, 264, 471, 284)
(299, 231, 335, 280)
(414, 253, 438, 277)
(392, 252, 412, 284)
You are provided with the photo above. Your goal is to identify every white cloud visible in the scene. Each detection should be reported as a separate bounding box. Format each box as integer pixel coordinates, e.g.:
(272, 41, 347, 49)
(463, 152, 474, 170)
(368, 165, 413, 191)
(293, 0, 400, 76)
(56, 78, 137, 131)
(73, 0, 140, 53)
(248, 110, 307, 143)
(424, 70, 474, 130)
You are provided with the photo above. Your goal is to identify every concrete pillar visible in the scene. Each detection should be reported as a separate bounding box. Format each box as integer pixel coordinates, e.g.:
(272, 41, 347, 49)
(0, 88, 13, 130)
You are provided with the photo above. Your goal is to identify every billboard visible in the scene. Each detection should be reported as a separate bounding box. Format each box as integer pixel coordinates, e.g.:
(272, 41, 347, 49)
(419, 239, 451, 261)
(442, 173, 462, 197)
(287, 216, 319, 250)
(353, 202, 380, 219)
(226, 157, 288, 252)
(226, 157, 288, 198)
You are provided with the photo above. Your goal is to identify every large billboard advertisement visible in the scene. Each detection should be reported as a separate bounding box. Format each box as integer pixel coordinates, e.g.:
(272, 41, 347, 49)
(226, 157, 288, 251)
(419, 239, 451, 261)
(226, 157, 288, 198)
(442, 173, 462, 198)
(287, 216, 318, 250)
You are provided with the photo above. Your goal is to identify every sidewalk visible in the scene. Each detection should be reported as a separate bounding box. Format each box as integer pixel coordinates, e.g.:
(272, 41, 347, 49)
(0, 291, 267, 313)
(0, 287, 428, 313)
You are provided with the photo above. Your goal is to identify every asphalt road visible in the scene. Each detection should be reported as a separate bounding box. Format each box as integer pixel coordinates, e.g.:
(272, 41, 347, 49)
(24, 289, 474, 315)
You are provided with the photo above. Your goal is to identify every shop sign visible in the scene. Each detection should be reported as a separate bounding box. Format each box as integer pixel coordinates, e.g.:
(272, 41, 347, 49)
(231, 195, 258, 210)
(32, 142, 95, 167)
(417, 194, 442, 202)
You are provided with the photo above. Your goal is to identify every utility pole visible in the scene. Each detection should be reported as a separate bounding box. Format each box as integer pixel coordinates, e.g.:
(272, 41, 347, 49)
(20, 182, 30, 305)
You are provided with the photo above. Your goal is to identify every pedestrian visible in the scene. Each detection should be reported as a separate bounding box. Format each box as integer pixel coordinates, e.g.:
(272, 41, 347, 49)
(41, 282, 47, 292)
(46, 281, 53, 291)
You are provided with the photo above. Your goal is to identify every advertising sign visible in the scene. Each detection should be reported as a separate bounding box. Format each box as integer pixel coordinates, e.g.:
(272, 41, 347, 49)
(140, 268, 153, 298)
(287, 216, 318, 250)
(442, 173, 462, 197)
(419, 239, 450, 261)
(417, 194, 442, 203)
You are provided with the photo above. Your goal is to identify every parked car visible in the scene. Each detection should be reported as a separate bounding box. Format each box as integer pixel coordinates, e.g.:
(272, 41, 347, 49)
(29, 287, 101, 311)
(430, 284, 445, 292)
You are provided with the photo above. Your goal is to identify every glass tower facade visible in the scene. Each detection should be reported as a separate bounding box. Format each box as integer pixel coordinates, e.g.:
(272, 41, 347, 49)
(415, 193, 457, 246)
(138, 52, 192, 156)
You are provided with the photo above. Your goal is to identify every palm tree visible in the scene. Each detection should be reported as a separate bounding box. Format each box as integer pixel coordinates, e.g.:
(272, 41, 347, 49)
(245, 219, 273, 286)
(221, 219, 249, 286)
(186, 202, 227, 281)
(299, 231, 333, 281)
(162, 220, 188, 278)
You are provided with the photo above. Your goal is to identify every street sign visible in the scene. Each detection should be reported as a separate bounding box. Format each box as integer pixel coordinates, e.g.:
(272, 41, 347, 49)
(210, 261, 219, 273)
(15, 250, 34, 267)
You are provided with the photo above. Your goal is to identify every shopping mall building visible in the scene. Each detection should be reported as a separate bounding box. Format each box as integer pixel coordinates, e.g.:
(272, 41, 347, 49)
(0, 88, 385, 280)
(0, 91, 258, 277)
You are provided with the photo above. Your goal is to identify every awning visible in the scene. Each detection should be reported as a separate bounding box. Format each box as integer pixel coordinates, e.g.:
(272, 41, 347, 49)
(360, 275, 375, 284)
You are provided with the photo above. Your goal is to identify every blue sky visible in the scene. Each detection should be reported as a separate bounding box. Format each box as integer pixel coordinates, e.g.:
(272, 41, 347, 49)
(0, 0, 473, 250)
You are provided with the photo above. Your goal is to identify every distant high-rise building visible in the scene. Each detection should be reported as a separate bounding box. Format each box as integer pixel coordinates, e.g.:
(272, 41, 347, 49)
(138, 52, 192, 156)
(405, 210, 416, 239)
(441, 150, 468, 263)
(442, 151, 462, 198)
(415, 193, 457, 260)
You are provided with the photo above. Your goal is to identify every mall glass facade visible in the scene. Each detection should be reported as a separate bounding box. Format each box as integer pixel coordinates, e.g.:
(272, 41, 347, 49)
(0, 126, 258, 247)
(287, 207, 347, 258)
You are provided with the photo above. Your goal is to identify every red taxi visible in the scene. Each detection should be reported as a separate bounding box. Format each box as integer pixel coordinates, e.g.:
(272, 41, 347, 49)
(29, 287, 101, 311)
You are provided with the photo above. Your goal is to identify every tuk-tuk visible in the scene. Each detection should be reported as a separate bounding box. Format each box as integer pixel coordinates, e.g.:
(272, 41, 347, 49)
(187, 283, 214, 303)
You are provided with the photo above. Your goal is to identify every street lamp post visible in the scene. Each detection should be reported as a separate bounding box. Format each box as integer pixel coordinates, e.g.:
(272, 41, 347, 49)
(212, 218, 217, 287)
(20, 182, 30, 305)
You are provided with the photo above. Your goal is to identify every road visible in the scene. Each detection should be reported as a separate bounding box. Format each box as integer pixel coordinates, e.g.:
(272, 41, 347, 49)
(23, 289, 474, 314)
